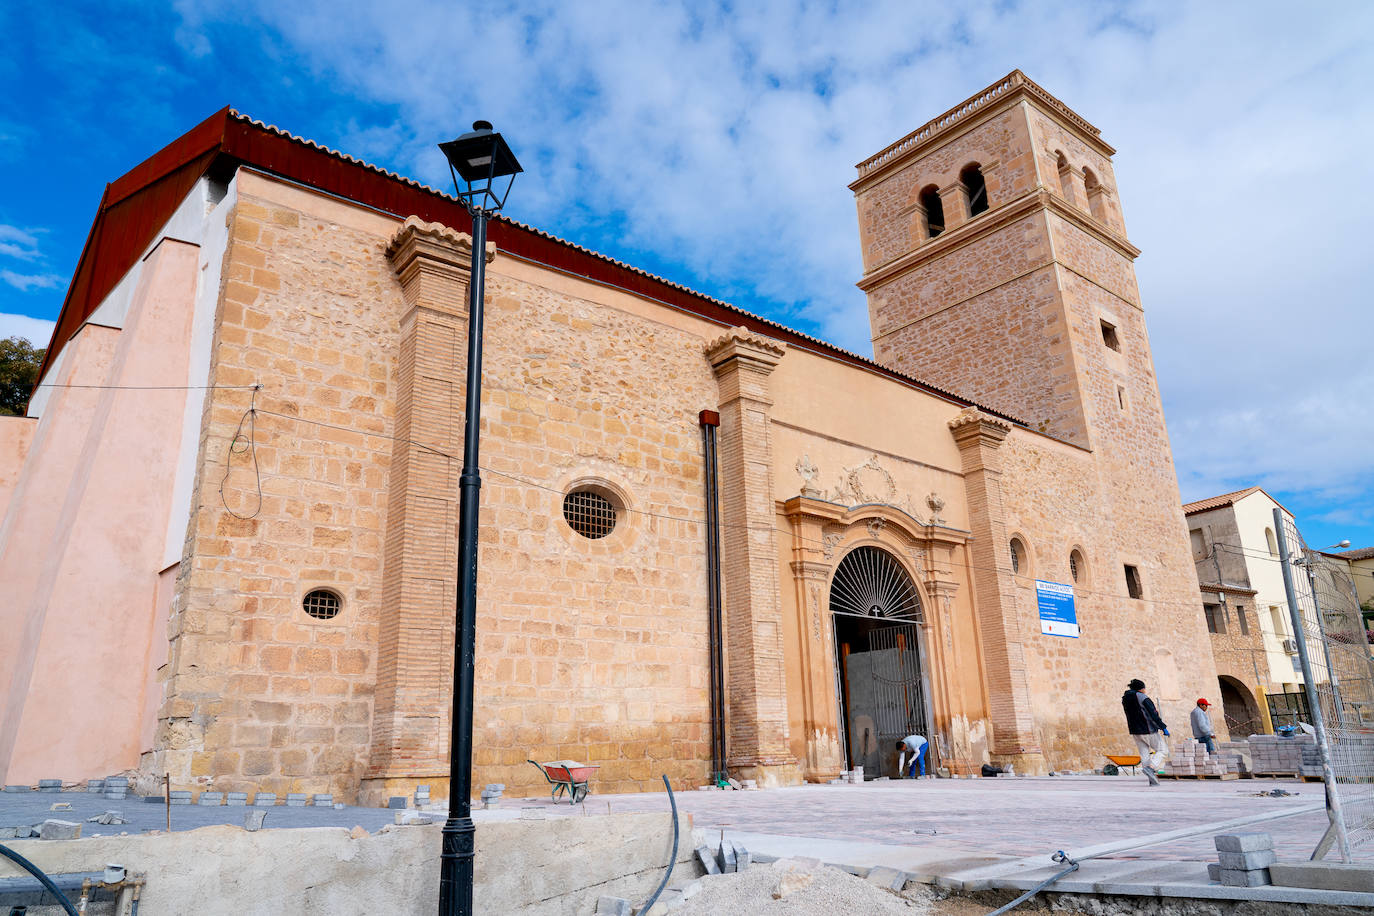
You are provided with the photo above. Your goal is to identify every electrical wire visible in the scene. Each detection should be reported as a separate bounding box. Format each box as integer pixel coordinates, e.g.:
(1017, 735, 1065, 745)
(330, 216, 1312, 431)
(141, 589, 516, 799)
(199, 381, 1374, 612)
(218, 385, 263, 520)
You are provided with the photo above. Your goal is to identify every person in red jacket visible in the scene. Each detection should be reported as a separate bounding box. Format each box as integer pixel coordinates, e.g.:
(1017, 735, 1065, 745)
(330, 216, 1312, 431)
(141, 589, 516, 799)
(1122, 678, 1169, 786)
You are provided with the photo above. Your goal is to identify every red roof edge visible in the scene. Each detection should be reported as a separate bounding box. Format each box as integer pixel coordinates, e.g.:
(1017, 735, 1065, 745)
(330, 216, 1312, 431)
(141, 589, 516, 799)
(34, 107, 1020, 426)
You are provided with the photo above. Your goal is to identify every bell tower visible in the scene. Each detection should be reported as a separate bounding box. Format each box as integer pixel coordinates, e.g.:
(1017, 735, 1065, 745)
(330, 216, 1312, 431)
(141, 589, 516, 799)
(851, 70, 1146, 451)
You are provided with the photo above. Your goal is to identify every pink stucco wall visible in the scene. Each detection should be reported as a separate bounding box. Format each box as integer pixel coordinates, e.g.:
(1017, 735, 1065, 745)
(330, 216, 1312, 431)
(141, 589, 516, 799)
(0, 238, 199, 784)
(0, 416, 36, 523)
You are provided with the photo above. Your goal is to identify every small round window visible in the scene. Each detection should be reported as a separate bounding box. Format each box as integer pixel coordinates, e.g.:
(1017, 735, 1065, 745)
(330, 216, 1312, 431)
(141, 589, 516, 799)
(302, 589, 342, 620)
(564, 489, 617, 539)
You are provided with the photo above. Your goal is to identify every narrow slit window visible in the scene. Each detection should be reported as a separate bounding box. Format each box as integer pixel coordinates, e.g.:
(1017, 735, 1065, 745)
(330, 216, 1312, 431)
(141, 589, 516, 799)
(1124, 565, 1144, 600)
(1117, 385, 1128, 411)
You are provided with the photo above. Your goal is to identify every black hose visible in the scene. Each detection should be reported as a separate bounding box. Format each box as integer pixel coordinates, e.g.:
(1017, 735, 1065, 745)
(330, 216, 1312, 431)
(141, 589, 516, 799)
(637, 775, 680, 914)
(0, 843, 80, 916)
(985, 850, 1078, 916)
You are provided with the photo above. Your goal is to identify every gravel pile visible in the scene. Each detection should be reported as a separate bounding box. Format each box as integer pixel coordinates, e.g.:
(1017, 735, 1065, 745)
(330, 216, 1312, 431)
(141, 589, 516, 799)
(673, 857, 933, 915)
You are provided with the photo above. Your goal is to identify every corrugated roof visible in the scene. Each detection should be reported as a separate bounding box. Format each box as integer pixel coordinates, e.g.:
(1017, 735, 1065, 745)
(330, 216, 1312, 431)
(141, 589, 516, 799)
(36, 107, 1025, 427)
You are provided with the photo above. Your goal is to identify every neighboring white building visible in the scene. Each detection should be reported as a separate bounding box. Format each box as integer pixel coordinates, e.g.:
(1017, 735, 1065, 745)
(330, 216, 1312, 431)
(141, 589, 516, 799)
(1184, 487, 1303, 693)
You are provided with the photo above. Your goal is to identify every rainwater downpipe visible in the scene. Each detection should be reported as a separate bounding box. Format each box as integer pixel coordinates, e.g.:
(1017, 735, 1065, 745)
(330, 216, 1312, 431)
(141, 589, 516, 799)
(699, 409, 727, 782)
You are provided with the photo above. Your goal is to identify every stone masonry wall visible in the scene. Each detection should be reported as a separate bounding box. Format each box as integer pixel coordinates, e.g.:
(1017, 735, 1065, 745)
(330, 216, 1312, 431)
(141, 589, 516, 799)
(150, 170, 718, 801)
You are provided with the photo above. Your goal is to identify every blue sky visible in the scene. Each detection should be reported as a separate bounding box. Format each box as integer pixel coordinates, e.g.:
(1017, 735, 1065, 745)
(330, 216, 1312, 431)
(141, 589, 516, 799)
(2, 1, 1372, 552)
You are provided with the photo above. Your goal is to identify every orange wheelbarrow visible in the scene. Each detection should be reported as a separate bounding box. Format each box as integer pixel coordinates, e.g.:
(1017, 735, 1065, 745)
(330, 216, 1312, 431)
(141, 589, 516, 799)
(528, 759, 600, 804)
(1103, 753, 1141, 775)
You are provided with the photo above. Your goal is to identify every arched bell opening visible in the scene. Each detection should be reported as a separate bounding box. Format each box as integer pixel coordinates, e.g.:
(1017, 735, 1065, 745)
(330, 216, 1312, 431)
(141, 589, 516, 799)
(829, 544, 934, 779)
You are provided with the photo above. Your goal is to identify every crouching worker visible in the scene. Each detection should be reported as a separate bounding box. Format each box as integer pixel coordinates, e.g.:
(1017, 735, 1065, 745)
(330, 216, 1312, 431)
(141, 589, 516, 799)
(897, 734, 928, 778)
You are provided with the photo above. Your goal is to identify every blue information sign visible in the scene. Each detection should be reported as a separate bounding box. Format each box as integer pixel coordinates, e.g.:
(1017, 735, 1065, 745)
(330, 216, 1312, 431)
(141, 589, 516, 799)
(1036, 579, 1078, 638)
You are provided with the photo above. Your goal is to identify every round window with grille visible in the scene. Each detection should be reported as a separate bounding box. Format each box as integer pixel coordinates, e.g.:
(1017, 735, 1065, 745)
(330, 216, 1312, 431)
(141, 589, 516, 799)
(302, 589, 342, 620)
(563, 489, 618, 539)
(829, 545, 921, 621)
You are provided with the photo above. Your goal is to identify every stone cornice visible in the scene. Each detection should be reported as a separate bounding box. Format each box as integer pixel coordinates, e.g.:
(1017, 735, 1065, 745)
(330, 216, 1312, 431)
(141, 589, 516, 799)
(851, 70, 1115, 192)
(948, 407, 1011, 451)
(385, 215, 496, 265)
(857, 187, 1139, 293)
(703, 325, 787, 373)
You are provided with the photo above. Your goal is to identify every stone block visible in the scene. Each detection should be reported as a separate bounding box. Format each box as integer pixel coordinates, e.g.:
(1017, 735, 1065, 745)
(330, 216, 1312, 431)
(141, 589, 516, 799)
(105, 777, 129, 787)
(39, 819, 82, 840)
(1207, 863, 1221, 882)
(38, 779, 62, 792)
(718, 841, 737, 873)
(595, 897, 631, 916)
(103, 790, 128, 800)
(312, 794, 333, 806)
(1270, 861, 1374, 893)
(287, 793, 309, 807)
(1219, 867, 1270, 887)
(866, 865, 907, 891)
(387, 796, 408, 809)
(87, 780, 104, 793)
(1214, 832, 1273, 853)
(199, 792, 225, 806)
(170, 791, 193, 806)
(1217, 849, 1277, 870)
(244, 809, 267, 831)
(3, 785, 29, 793)
(253, 793, 278, 807)
(733, 842, 751, 870)
(226, 792, 248, 806)
(695, 845, 721, 875)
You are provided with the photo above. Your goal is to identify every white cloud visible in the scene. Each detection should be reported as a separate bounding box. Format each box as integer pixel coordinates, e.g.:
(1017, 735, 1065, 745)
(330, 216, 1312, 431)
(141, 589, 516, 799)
(0, 271, 64, 293)
(172, 0, 1374, 515)
(0, 312, 56, 347)
(0, 224, 40, 261)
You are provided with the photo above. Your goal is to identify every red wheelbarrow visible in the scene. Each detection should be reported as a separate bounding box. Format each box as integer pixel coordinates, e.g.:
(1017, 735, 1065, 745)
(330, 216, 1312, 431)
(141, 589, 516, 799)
(528, 759, 600, 804)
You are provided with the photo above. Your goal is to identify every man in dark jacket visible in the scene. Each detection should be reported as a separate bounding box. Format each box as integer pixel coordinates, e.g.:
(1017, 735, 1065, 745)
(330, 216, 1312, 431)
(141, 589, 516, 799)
(1122, 678, 1169, 786)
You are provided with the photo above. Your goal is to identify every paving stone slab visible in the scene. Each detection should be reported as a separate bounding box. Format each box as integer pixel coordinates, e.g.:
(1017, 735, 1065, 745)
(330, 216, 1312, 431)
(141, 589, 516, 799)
(1219, 867, 1271, 887)
(252, 793, 277, 807)
(694, 845, 720, 875)
(865, 865, 907, 891)
(1270, 861, 1374, 893)
(1214, 832, 1273, 853)
(594, 896, 630, 916)
(39, 819, 81, 840)
(1217, 849, 1276, 870)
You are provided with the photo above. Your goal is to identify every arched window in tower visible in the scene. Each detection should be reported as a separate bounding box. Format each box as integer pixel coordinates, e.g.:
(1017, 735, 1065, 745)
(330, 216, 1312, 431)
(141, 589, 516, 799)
(1083, 167, 1106, 222)
(919, 185, 944, 239)
(961, 163, 988, 216)
(1055, 151, 1074, 202)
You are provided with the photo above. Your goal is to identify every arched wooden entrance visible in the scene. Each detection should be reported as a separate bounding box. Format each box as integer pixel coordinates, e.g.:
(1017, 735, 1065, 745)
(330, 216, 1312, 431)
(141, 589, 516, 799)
(1218, 675, 1262, 738)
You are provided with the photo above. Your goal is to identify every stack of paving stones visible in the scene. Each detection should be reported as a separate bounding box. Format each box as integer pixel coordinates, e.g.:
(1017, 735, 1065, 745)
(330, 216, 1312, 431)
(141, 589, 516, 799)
(253, 792, 277, 807)
(1208, 832, 1276, 887)
(104, 777, 129, 800)
(1163, 739, 1228, 777)
(313, 794, 333, 807)
(286, 793, 309, 807)
(1248, 734, 1319, 776)
(169, 790, 193, 806)
(226, 792, 248, 806)
(87, 779, 104, 793)
(198, 791, 224, 806)
(38, 779, 62, 793)
(414, 785, 431, 808)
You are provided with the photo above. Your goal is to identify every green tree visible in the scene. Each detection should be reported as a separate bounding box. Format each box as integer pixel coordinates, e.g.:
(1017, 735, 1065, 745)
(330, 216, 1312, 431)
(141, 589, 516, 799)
(0, 336, 45, 416)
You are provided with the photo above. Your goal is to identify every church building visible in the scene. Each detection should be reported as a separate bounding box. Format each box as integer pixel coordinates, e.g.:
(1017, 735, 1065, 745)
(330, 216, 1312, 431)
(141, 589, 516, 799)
(0, 71, 1216, 801)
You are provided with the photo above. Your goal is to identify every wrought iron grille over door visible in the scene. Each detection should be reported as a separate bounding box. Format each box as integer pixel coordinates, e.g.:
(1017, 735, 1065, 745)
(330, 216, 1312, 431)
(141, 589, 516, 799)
(829, 545, 922, 621)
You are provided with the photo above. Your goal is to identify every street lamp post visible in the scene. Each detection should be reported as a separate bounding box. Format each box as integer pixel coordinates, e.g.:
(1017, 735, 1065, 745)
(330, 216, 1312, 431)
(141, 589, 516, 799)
(437, 121, 522, 916)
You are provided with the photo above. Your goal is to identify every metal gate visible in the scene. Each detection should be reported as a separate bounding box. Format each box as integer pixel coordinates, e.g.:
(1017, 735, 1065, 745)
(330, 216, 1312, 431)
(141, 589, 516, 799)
(868, 623, 928, 754)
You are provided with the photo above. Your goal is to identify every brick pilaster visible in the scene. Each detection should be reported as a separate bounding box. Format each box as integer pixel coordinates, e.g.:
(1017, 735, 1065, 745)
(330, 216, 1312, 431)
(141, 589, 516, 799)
(705, 327, 800, 787)
(948, 407, 1045, 771)
(363, 217, 491, 799)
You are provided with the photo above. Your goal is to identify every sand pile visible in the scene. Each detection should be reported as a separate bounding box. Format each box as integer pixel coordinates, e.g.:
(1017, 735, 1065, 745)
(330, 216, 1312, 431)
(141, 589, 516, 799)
(672, 857, 933, 915)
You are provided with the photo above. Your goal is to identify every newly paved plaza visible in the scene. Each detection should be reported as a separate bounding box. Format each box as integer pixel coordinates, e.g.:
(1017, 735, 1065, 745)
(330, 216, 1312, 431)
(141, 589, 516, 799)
(5, 775, 1374, 908)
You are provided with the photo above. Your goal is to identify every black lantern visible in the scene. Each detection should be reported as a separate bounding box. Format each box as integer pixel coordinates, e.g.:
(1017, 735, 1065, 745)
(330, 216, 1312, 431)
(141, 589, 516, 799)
(440, 121, 523, 213)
